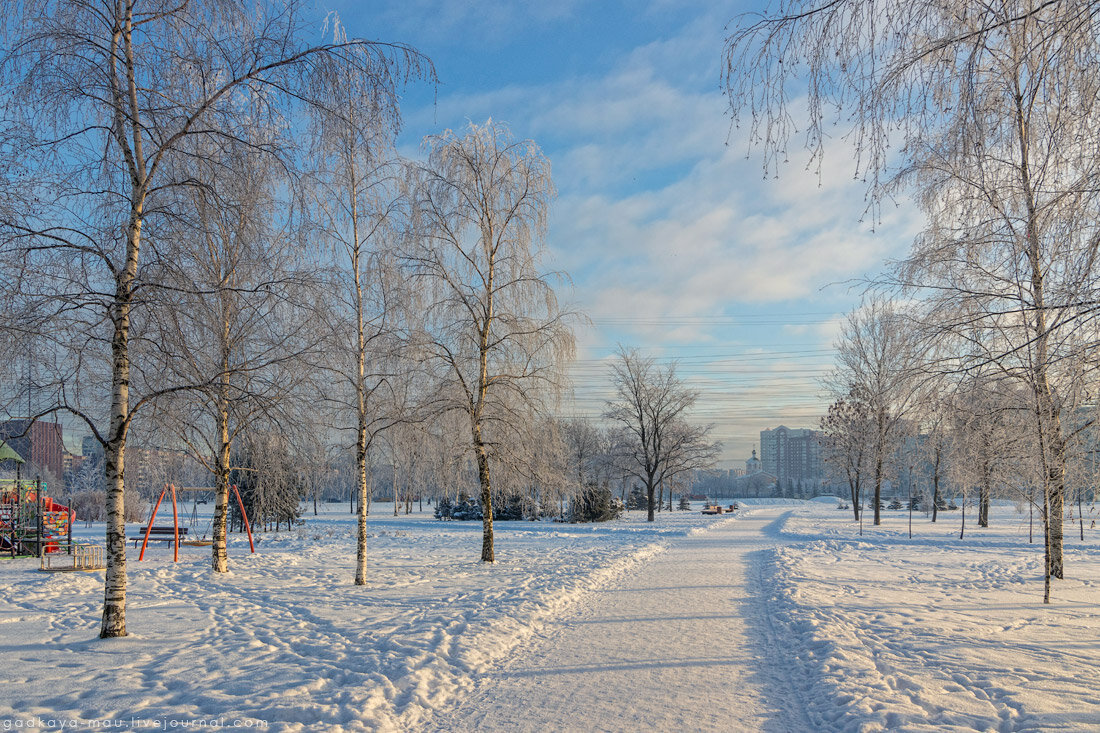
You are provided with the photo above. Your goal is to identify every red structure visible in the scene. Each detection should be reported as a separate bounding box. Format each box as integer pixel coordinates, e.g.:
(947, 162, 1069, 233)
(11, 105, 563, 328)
(0, 479, 73, 556)
(137, 484, 255, 561)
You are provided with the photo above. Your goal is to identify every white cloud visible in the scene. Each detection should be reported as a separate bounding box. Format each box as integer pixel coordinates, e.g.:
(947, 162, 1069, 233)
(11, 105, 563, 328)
(552, 137, 920, 327)
(381, 0, 927, 459)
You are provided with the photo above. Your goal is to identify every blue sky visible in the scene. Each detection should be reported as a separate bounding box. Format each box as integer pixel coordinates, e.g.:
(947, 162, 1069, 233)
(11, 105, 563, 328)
(336, 0, 922, 464)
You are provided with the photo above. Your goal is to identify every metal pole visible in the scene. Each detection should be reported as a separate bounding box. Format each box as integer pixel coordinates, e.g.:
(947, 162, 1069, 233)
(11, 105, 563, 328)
(13, 464, 19, 558)
(908, 465, 913, 539)
(7, 466, 17, 558)
(36, 476, 42, 558)
(139, 486, 168, 561)
(170, 484, 179, 562)
(232, 484, 255, 553)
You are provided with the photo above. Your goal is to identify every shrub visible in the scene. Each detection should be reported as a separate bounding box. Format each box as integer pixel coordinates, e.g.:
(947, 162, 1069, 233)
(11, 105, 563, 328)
(571, 485, 624, 523)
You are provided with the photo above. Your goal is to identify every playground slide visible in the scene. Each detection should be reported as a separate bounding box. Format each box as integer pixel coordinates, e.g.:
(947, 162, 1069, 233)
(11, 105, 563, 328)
(0, 483, 73, 555)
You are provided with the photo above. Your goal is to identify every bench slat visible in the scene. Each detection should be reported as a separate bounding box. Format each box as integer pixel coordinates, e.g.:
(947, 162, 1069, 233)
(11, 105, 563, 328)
(128, 527, 189, 544)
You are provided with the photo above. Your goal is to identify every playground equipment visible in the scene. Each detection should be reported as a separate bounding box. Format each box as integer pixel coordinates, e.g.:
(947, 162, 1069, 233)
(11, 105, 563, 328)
(40, 542, 104, 572)
(1, 477, 75, 558)
(1, 440, 103, 571)
(134, 484, 255, 561)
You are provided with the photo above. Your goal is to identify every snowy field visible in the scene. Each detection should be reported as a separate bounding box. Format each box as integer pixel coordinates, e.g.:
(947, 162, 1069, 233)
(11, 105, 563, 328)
(1, 499, 1099, 732)
(1, 502, 720, 732)
(768, 502, 1100, 732)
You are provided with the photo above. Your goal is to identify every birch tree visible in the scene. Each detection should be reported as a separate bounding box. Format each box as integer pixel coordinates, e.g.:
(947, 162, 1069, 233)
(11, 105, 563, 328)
(315, 177, 414, 581)
(950, 374, 1037, 532)
(489, 410, 572, 520)
(152, 142, 323, 572)
(563, 418, 601, 491)
(913, 388, 953, 523)
(724, 0, 1100, 584)
(828, 300, 921, 526)
(821, 389, 873, 523)
(0, 0, 423, 637)
(528, 417, 573, 519)
(410, 121, 575, 562)
(425, 410, 474, 506)
(307, 22, 431, 584)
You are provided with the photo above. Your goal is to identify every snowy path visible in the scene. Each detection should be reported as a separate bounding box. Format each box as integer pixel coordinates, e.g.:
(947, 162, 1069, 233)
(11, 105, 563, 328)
(431, 507, 803, 733)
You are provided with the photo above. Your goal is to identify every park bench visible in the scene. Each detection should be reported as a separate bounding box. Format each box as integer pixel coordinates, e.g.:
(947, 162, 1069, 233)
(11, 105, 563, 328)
(701, 504, 723, 515)
(129, 526, 188, 547)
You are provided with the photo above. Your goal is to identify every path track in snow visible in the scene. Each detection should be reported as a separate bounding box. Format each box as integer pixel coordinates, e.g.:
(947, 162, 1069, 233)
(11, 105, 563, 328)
(431, 506, 804, 732)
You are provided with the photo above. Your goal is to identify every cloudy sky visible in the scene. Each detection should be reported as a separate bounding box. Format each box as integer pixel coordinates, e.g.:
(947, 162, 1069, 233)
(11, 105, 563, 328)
(336, 0, 922, 464)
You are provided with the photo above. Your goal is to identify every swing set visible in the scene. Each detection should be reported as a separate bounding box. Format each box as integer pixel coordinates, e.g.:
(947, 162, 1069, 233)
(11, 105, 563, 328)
(134, 483, 255, 561)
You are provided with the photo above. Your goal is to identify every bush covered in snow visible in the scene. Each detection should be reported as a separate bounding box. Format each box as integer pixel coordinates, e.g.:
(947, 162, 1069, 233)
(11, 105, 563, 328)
(626, 486, 648, 511)
(570, 485, 624, 523)
(435, 492, 527, 521)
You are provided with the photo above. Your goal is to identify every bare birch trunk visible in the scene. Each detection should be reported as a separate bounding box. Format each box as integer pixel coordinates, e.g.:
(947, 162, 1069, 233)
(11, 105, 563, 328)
(873, 455, 883, 526)
(474, 430, 495, 562)
(354, 402, 369, 585)
(392, 458, 399, 517)
(1047, 449, 1066, 578)
(475, 243, 495, 561)
(100, 319, 130, 637)
(100, 7, 146, 639)
(101, 221, 138, 633)
(1043, 492, 1052, 604)
(931, 447, 941, 523)
(1016, 80, 1065, 579)
(350, 173, 371, 587)
(978, 478, 990, 529)
(211, 398, 231, 573)
(1078, 490, 1085, 542)
(210, 294, 233, 573)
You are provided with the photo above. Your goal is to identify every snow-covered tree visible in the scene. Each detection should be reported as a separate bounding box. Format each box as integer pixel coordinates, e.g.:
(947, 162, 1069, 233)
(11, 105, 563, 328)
(307, 31, 433, 583)
(150, 141, 323, 573)
(1, 0, 425, 637)
(821, 391, 872, 522)
(410, 121, 575, 562)
(724, 0, 1100, 594)
(605, 348, 720, 522)
(827, 300, 921, 526)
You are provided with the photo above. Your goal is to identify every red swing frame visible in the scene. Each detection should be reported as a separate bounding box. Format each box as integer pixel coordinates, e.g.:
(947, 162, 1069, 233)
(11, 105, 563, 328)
(138, 483, 255, 561)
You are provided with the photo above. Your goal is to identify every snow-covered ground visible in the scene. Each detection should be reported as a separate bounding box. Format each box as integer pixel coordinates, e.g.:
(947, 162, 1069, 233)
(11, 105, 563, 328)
(2, 499, 1099, 732)
(1, 502, 720, 731)
(769, 502, 1100, 732)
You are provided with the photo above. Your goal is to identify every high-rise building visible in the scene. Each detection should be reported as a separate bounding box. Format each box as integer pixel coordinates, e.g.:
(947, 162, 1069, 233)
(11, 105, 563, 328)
(759, 426, 823, 484)
(82, 435, 104, 461)
(62, 451, 82, 487)
(0, 419, 65, 482)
